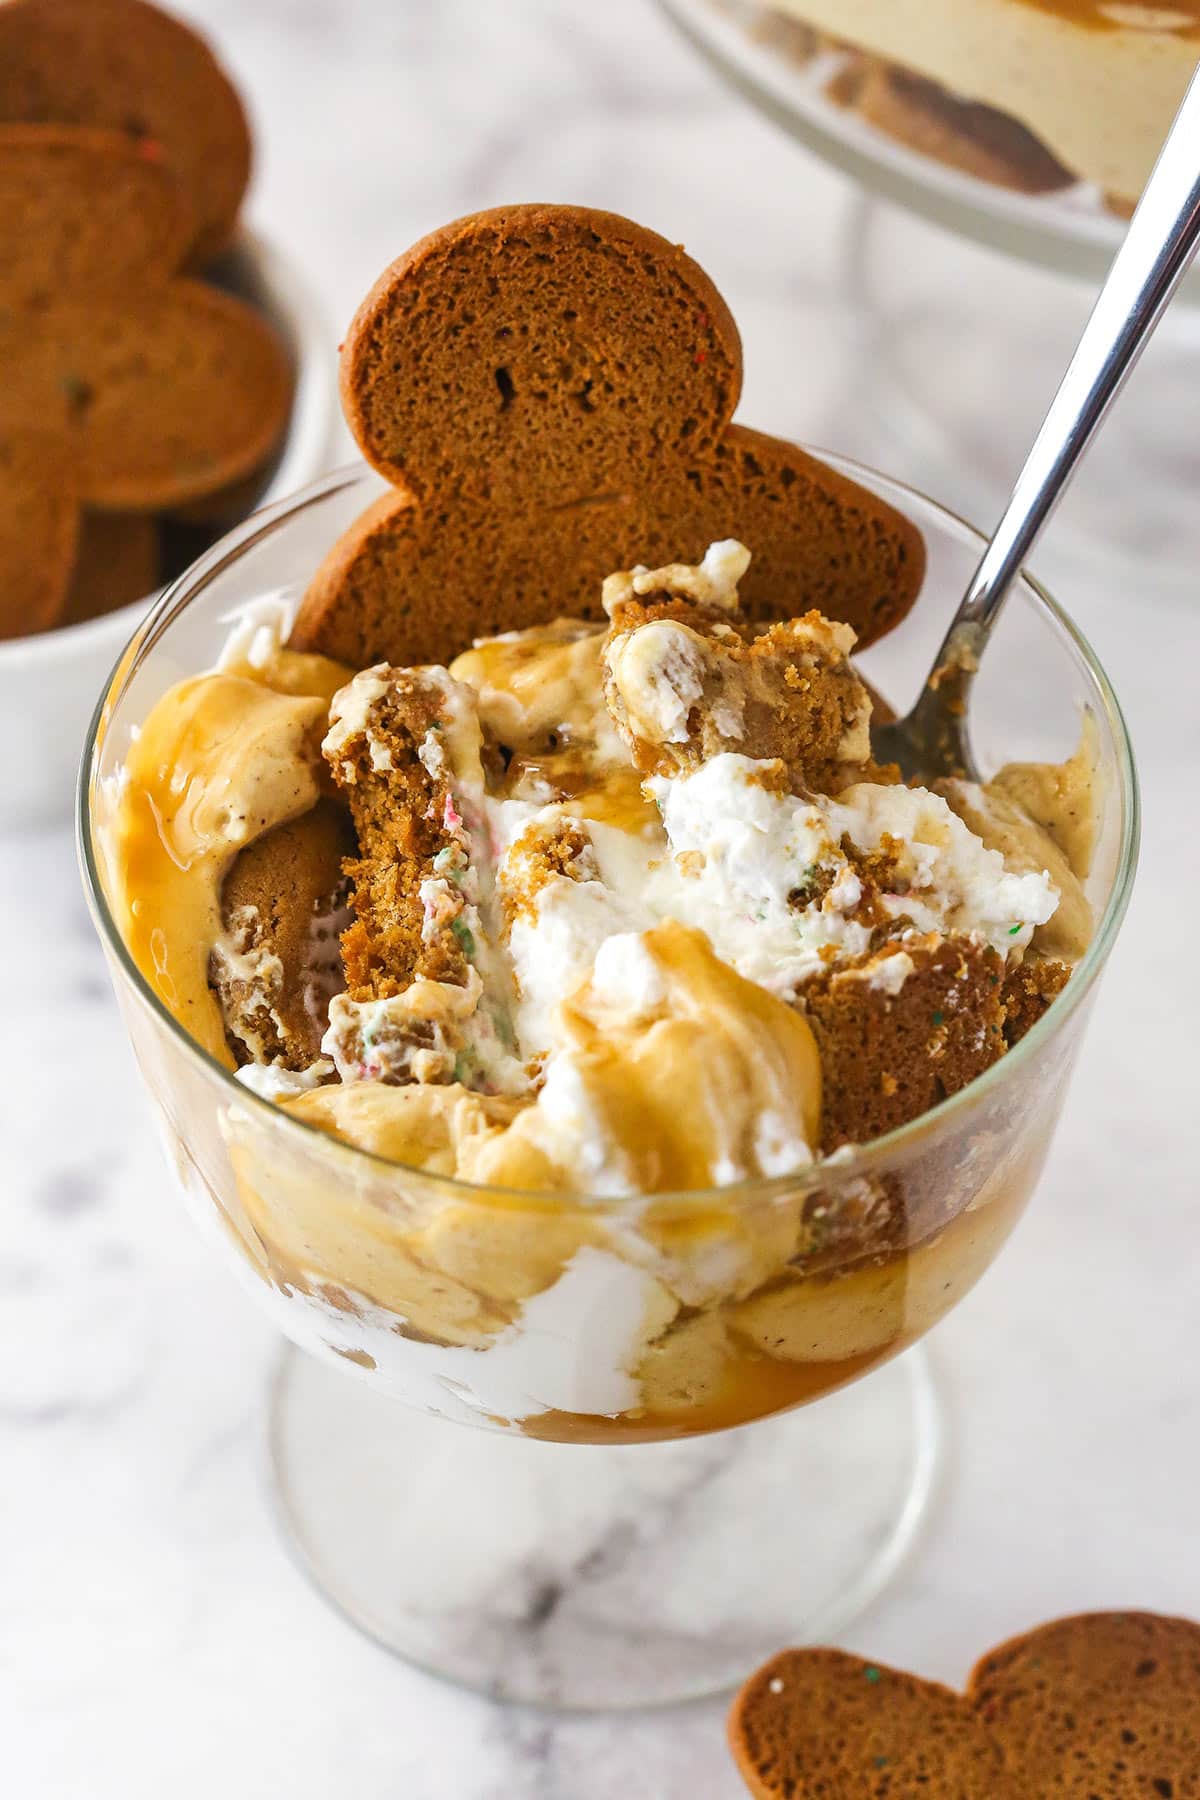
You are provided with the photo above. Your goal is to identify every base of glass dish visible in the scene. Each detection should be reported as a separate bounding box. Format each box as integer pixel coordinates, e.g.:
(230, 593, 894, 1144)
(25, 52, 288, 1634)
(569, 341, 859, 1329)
(841, 193, 1200, 595)
(266, 1341, 942, 1710)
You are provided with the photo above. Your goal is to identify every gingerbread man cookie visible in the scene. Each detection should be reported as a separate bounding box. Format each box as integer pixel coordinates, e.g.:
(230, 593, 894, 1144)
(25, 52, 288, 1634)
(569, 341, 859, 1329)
(290, 205, 926, 668)
(731, 1611, 1200, 1797)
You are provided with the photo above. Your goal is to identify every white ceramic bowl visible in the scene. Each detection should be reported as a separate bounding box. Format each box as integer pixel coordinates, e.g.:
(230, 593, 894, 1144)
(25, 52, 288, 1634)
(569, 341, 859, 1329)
(0, 228, 339, 829)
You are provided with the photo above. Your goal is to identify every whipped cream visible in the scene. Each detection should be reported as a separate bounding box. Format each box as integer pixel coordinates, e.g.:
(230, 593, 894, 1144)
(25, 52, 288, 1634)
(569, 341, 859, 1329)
(216, 591, 297, 674)
(253, 1246, 679, 1423)
(828, 782, 1059, 956)
(236, 1058, 334, 1101)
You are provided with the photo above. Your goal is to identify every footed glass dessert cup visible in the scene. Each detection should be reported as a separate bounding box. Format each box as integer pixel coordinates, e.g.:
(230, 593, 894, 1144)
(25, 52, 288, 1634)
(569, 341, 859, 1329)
(79, 460, 1137, 1709)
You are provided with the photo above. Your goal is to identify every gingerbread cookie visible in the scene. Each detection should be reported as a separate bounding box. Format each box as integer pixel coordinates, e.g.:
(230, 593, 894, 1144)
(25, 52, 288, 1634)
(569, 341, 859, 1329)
(0, 0, 251, 266)
(801, 936, 1008, 1152)
(0, 124, 191, 308)
(1, 281, 292, 511)
(291, 206, 925, 666)
(213, 800, 355, 1071)
(0, 429, 79, 640)
(730, 1611, 1200, 1798)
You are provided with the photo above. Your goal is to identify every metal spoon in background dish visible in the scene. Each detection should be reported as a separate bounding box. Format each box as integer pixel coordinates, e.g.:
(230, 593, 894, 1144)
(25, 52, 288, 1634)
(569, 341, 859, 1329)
(871, 65, 1200, 783)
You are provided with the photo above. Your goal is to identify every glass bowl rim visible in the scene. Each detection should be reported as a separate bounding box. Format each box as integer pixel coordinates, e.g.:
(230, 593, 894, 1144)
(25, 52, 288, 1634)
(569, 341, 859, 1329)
(77, 454, 1140, 1213)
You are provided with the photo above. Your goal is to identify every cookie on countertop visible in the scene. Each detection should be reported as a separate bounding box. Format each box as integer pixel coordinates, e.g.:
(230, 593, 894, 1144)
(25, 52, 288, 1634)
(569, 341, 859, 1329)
(730, 1611, 1200, 1798)
(0, 429, 79, 640)
(291, 205, 926, 667)
(971, 1610, 1200, 1793)
(0, 0, 251, 266)
(731, 1648, 1014, 1799)
(0, 123, 191, 308)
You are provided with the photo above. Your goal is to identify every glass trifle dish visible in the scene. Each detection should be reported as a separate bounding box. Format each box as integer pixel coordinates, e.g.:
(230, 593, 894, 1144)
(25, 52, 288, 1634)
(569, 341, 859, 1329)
(79, 208, 1137, 1708)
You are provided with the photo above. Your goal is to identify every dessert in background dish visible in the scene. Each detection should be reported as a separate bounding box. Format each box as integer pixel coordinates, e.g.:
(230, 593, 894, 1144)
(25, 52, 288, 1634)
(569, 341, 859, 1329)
(0, 0, 293, 641)
(744, 0, 1197, 211)
(88, 205, 1119, 1444)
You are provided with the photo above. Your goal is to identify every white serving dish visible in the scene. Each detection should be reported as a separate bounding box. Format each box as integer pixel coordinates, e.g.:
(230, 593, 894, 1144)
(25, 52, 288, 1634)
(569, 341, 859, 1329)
(0, 228, 340, 829)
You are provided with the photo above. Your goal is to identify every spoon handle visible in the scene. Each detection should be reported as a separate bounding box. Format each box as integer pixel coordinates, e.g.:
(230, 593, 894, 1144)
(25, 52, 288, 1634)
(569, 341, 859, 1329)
(952, 64, 1200, 638)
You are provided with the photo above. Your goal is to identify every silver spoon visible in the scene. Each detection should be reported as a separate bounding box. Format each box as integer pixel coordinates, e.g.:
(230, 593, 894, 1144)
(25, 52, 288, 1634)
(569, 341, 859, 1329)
(871, 65, 1200, 782)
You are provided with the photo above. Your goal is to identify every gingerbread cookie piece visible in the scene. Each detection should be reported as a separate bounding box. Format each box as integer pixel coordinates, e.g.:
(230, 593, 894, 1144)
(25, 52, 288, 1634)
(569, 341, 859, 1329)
(1, 281, 292, 510)
(322, 665, 484, 1007)
(317, 665, 526, 1091)
(61, 512, 160, 627)
(0, 124, 191, 308)
(212, 799, 354, 1071)
(731, 1648, 1014, 1799)
(291, 206, 925, 666)
(0, 0, 251, 265)
(601, 541, 871, 790)
(0, 430, 79, 640)
(1001, 955, 1071, 1045)
(798, 935, 1007, 1152)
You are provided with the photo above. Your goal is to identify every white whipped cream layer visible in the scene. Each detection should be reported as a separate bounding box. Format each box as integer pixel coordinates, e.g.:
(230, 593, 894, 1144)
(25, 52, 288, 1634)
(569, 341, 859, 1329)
(501, 751, 1059, 1066)
(260, 1246, 677, 1423)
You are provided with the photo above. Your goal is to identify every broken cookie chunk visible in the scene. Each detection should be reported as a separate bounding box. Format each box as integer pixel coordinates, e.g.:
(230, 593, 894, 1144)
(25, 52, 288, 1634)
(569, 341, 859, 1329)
(602, 540, 871, 792)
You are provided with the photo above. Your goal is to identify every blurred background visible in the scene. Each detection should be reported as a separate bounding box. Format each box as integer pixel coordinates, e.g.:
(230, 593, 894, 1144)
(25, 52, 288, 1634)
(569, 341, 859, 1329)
(4, 3, 1199, 1795)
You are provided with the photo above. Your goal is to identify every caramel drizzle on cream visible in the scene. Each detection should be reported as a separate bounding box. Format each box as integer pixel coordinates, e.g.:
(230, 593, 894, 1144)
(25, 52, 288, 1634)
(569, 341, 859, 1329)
(104, 646, 350, 1065)
(286, 922, 822, 1194)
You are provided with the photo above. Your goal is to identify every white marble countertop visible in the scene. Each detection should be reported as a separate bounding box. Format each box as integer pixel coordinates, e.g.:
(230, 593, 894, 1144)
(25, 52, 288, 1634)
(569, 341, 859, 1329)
(4, 3, 1199, 1795)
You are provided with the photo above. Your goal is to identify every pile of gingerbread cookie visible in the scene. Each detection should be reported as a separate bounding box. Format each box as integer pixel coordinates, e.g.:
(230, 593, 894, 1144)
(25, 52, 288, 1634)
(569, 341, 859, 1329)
(0, 0, 294, 642)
